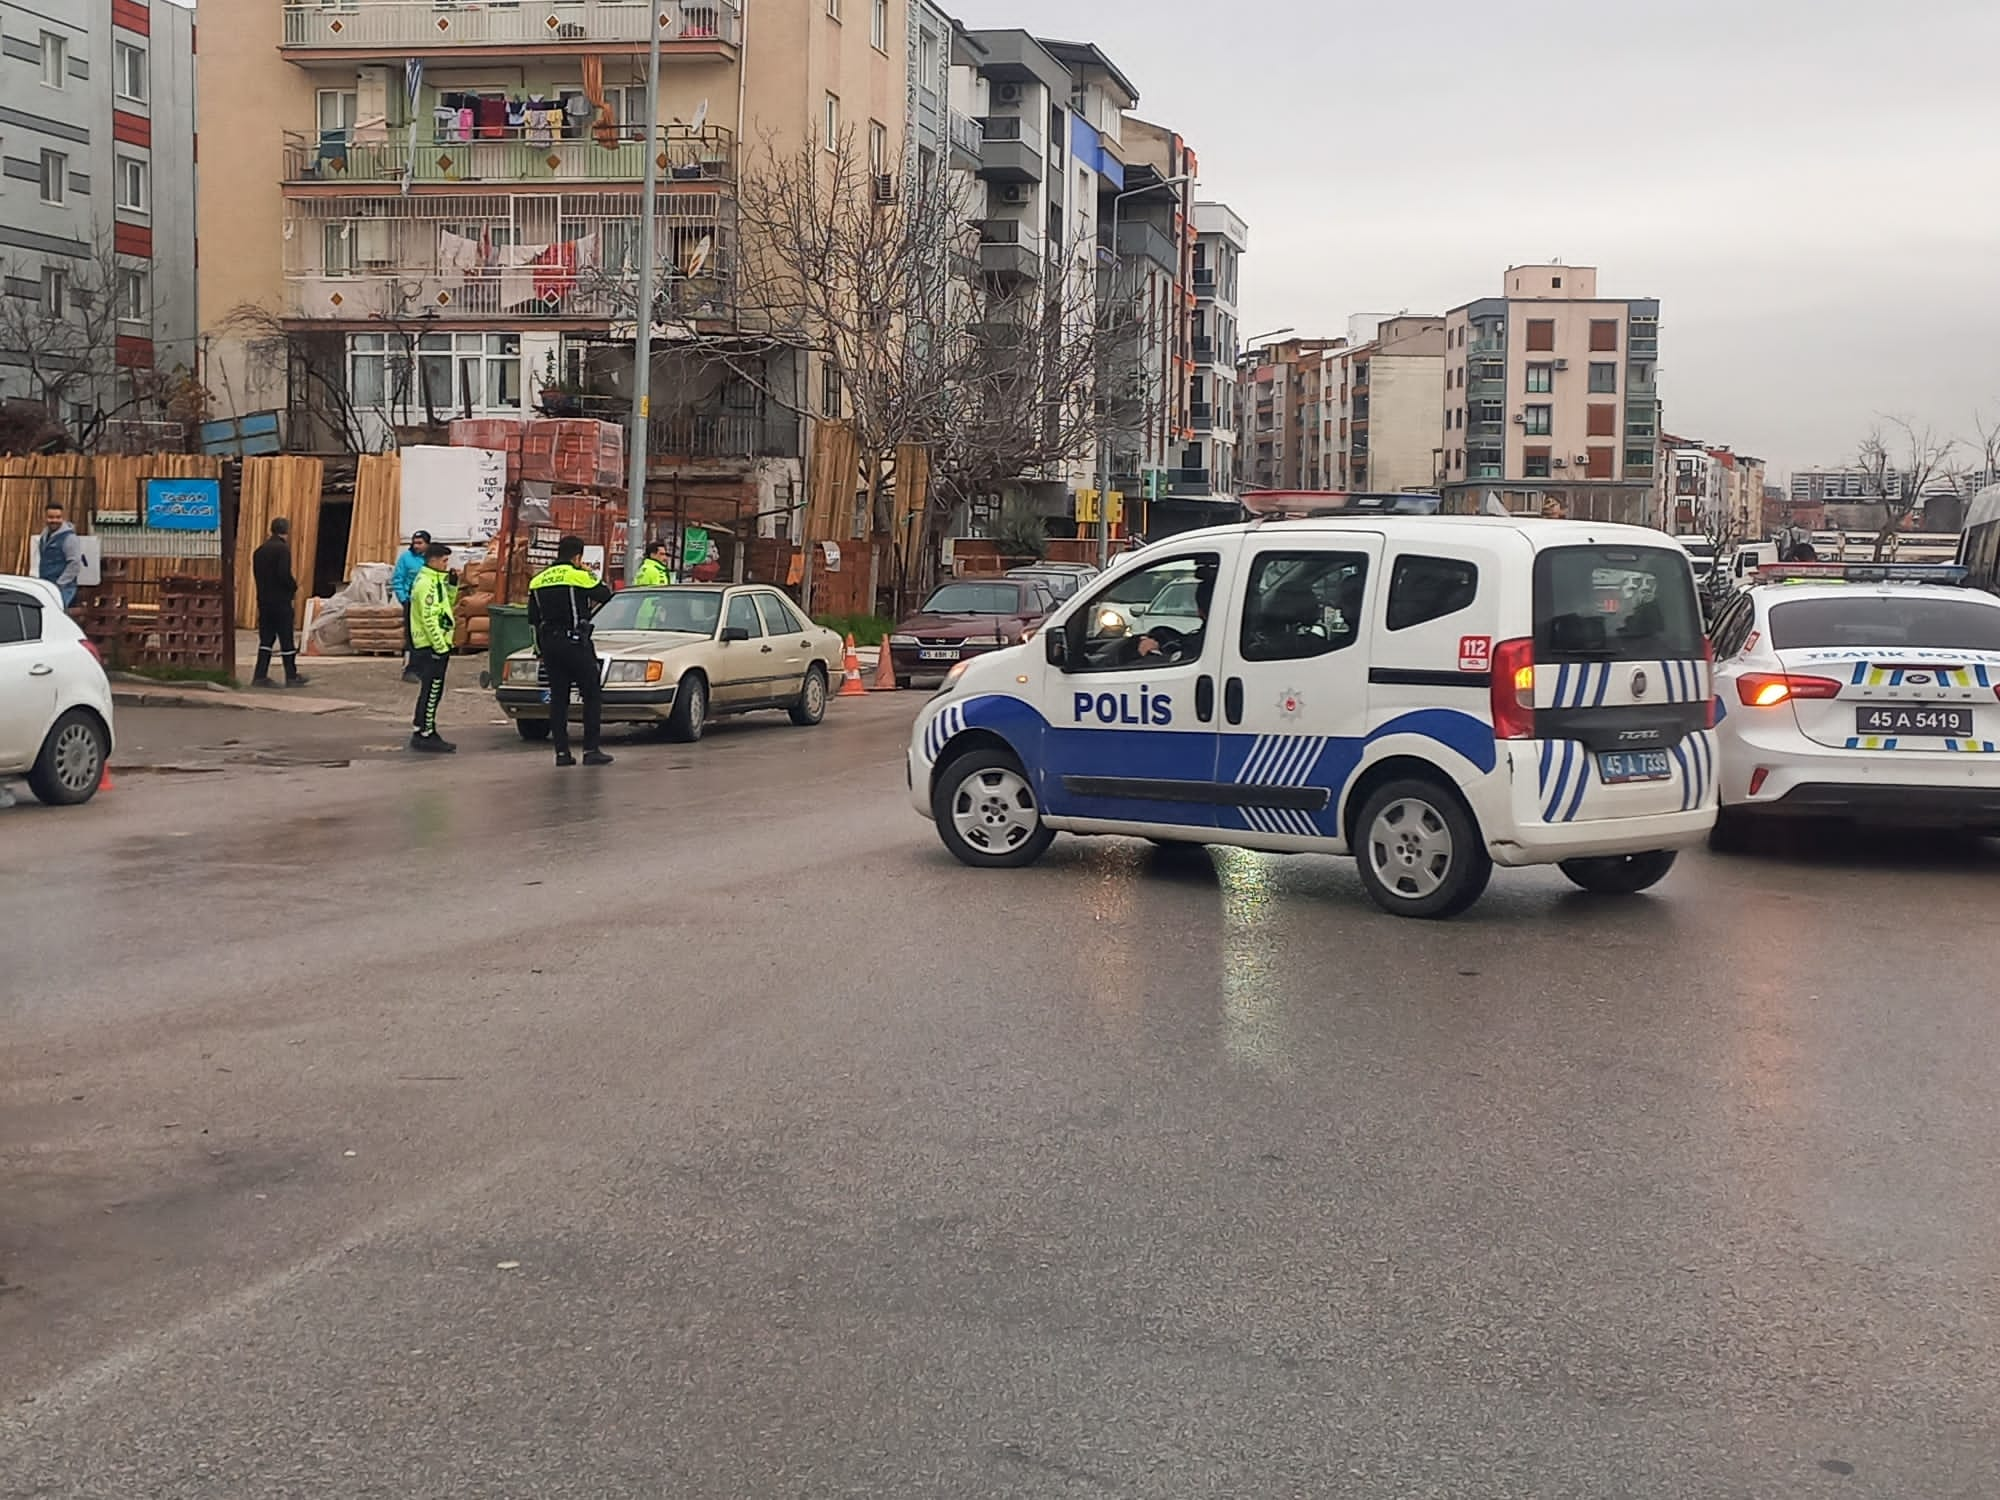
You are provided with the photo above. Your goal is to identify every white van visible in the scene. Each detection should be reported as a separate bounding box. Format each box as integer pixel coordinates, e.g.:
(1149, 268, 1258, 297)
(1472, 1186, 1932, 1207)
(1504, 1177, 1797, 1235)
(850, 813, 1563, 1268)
(907, 517, 1718, 918)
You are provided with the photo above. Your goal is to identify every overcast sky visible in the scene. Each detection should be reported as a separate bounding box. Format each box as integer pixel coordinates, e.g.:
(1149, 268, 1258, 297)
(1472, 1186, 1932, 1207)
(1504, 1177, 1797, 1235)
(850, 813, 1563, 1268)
(959, 0, 2000, 477)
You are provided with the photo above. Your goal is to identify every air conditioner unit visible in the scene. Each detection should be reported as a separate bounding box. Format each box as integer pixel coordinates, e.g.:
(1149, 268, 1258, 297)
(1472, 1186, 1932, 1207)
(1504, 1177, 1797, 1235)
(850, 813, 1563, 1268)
(1552, 457, 1567, 469)
(1511, 414, 1526, 425)
(1574, 454, 1590, 466)
(997, 82, 1024, 103)
(1552, 359, 1568, 371)
(1000, 184, 1027, 203)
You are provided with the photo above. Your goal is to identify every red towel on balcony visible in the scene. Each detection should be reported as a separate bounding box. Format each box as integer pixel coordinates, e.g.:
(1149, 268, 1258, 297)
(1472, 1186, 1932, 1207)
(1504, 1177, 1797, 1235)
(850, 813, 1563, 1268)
(533, 241, 578, 306)
(476, 94, 508, 140)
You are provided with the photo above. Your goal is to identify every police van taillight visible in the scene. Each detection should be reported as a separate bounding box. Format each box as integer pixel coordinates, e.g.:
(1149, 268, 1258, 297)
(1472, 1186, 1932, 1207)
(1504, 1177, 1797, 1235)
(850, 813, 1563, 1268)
(1490, 637, 1536, 739)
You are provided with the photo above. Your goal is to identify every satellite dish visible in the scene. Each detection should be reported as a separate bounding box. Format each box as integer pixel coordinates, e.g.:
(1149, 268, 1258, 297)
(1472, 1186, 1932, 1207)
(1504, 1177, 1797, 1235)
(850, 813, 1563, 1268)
(691, 98, 708, 133)
(685, 233, 713, 277)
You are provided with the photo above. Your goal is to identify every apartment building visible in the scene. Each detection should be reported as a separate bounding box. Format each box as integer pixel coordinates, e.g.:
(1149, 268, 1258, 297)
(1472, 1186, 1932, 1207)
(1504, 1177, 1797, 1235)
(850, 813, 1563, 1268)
(1237, 336, 1344, 492)
(1327, 316, 1445, 494)
(1661, 435, 1765, 537)
(1439, 264, 1659, 518)
(0, 0, 195, 431)
(200, 0, 904, 472)
(1789, 466, 1903, 504)
(1189, 201, 1246, 517)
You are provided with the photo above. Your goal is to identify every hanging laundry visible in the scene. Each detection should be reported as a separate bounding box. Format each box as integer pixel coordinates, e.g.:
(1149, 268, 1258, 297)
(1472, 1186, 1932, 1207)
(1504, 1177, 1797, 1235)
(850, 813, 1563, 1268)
(526, 105, 557, 149)
(532, 240, 579, 307)
(457, 105, 475, 142)
(476, 95, 508, 140)
(433, 103, 458, 142)
(506, 98, 526, 132)
(437, 229, 483, 284)
(499, 243, 548, 311)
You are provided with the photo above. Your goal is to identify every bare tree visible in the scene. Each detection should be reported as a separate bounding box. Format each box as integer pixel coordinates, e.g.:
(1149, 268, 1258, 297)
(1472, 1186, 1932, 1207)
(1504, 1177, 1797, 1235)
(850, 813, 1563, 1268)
(1857, 417, 1956, 559)
(0, 236, 128, 430)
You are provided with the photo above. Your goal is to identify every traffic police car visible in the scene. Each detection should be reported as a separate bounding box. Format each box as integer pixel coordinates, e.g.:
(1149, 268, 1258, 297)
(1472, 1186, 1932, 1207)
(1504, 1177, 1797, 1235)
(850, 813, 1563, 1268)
(1705, 562, 2000, 849)
(909, 516, 1719, 918)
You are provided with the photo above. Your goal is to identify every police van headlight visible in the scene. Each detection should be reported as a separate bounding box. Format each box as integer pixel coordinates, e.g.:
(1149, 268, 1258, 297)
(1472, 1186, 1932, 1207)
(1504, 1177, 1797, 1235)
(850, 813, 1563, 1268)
(936, 659, 972, 695)
(503, 658, 542, 684)
(606, 660, 666, 684)
(961, 634, 1004, 647)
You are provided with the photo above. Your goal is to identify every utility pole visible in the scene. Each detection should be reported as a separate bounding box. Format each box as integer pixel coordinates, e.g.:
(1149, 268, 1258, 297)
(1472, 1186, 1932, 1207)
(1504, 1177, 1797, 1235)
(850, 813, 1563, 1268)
(623, 4, 664, 582)
(1097, 173, 1191, 568)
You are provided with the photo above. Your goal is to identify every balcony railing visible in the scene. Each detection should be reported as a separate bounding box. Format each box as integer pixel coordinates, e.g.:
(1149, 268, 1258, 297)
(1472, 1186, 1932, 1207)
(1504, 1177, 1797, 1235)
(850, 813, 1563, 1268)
(281, 0, 738, 52)
(1469, 337, 1506, 357)
(1104, 220, 1176, 274)
(1468, 421, 1505, 445)
(1192, 267, 1216, 296)
(284, 126, 735, 187)
(1188, 401, 1214, 430)
(1629, 336, 1659, 358)
(1466, 377, 1506, 402)
(648, 409, 800, 461)
(947, 109, 983, 163)
(1166, 467, 1211, 495)
(1191, 335, 1215, 362)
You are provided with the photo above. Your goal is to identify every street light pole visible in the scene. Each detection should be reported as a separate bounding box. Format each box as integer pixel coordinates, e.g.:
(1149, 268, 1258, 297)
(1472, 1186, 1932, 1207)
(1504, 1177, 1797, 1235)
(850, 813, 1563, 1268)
(1098, 172, 1192, 569)
(623, 4, 663, 582)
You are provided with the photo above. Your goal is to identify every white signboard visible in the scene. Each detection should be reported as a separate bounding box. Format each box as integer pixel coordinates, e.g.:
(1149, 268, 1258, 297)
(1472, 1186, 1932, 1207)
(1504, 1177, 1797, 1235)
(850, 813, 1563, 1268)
(400, 445, 507, 543)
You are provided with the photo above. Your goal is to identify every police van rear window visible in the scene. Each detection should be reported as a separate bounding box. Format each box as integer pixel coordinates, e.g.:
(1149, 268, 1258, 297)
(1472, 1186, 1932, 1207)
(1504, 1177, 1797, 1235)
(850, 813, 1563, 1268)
(1533, 545, 1702, 662)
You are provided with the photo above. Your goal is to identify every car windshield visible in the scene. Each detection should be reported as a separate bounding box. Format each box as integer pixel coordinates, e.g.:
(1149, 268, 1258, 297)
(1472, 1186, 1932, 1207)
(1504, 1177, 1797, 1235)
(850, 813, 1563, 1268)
(921, 582, 1024, 615)
(1768, 596, 2000, 651)
(1014, 572, 1081, 599)
(590, 588, 724, 635)
(1535, 545, 1704, 661)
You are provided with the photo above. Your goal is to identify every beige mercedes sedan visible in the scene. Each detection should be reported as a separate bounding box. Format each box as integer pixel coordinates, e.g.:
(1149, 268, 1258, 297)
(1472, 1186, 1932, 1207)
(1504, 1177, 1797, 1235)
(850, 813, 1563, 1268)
(494, 584, 846, 743)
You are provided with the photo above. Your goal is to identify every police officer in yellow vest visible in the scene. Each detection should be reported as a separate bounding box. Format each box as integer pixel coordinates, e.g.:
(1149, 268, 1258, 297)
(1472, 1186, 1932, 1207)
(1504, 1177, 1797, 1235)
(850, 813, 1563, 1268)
(528, 536, 616, 767)
(635, 539, 673, 588)
(408, 542, 459, 753)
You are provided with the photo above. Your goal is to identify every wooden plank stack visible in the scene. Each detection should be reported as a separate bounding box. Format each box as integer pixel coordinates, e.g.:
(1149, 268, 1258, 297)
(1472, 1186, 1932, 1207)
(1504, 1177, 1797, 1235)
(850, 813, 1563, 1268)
(343, 603, 406, 657)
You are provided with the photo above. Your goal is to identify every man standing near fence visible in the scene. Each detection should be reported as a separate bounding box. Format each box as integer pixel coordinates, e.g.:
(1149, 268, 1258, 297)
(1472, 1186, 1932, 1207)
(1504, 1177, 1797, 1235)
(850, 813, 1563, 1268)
(38, 503, 82, 609)
(391, 529, 431, 683)
(408, 542, 458, 753)
(251, 517, 310, 688)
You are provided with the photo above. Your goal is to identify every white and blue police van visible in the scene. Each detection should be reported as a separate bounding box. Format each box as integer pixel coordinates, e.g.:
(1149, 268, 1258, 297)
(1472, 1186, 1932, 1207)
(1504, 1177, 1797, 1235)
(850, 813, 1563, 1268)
(908, 516, 1719, 918)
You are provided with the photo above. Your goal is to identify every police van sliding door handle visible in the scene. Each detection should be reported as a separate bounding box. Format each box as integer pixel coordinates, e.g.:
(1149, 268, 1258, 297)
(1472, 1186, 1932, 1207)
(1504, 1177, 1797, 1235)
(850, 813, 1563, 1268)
(1223, 676, 1244, 725)
(1195, 674, 1215, 723)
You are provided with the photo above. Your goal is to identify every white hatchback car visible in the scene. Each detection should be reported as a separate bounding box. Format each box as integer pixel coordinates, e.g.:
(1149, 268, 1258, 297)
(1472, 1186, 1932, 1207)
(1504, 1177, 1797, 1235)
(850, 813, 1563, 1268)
(0, 574, 115, 805)
(1706, 565, 2000, 848)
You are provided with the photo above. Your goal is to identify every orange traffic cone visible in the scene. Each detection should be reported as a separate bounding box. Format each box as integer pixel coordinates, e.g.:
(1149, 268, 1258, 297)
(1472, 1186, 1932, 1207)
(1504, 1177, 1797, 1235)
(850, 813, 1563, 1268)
(98, 761, 115, 793)
(871, 635, 899, 691)
(838, 633, 867, 697)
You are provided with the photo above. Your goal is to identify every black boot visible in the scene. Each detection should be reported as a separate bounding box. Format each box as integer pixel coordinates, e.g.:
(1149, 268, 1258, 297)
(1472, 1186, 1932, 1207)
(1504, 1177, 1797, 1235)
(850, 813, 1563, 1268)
(252, 648, 274, 685)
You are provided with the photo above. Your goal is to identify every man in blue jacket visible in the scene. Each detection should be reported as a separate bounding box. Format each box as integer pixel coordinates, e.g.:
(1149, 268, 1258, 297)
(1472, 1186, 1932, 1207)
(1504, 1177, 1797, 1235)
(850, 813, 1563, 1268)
(390, 530, 431, 682)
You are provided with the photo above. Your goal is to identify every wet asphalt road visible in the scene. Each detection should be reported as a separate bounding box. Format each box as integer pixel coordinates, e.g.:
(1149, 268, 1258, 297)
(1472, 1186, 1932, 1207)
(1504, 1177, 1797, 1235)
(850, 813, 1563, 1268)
(4, 695, 1999, 1498)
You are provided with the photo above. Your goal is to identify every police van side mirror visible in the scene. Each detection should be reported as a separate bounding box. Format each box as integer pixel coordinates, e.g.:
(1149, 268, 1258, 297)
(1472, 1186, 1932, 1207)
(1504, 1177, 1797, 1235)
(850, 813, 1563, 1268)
(1044, 629, 1070, 669)
(721, 625, 751, 643)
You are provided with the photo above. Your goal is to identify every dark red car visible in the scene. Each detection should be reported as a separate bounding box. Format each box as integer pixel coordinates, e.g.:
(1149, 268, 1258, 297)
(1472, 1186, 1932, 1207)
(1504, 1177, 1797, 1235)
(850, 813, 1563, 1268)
(888, 577, 1057, 687)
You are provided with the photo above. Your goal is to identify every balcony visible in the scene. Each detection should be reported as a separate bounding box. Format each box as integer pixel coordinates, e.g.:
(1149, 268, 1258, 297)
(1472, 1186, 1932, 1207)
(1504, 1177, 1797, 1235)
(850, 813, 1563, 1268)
(1188, 401, 1214, 430)
(648, 409, 800, 462)
(284, 126, 735, 189)
(1629, 336, 1659, 359)
(1468, 420, 1505, 446)
(1166, 467, 1211, 496)
(281, 189, 731, 324)
(977, 218, 1039, 282)
(974, 115, 1042, 184)
(1191, 334, 1216, 363)
(1192, 266, 1216, 298)
(1469, 337, 1506, 357)
(1104, 220, 1176, 274)
(947, 109, 983, 171)
(281, 0, 738, 58)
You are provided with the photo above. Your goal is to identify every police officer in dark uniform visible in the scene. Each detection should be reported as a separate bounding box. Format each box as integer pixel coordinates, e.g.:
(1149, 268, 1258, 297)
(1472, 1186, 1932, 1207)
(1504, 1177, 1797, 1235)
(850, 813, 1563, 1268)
(527, 535, 616, 767)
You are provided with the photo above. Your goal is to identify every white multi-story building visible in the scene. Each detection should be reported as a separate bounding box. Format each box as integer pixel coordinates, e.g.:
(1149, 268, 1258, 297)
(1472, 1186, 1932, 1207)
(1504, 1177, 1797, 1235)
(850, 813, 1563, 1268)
(1191, 201, 1247, 517)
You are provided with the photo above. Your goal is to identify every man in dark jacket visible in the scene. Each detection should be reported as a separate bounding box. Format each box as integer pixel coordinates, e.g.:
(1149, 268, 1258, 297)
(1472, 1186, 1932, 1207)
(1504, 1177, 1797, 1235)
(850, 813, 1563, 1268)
(251, 517, 309, 687)
(527, 535, 615, 766)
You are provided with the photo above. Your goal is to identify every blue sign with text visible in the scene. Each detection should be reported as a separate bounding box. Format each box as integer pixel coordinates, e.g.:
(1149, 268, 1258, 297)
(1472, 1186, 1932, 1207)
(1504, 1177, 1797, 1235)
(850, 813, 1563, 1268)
(146, 478, 221, 532)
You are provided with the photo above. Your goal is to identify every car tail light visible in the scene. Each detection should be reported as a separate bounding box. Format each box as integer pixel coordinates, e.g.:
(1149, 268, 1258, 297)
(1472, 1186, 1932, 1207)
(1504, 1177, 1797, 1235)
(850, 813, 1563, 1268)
(1735, 672, 1842, 707)
(1490, 637, 1536, 739)
(79, 639, 103, 665)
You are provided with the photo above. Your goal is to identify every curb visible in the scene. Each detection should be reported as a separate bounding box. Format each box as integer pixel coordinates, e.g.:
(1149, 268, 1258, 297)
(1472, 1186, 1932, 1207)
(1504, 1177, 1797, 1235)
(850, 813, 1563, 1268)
(111, 687, 365, 716)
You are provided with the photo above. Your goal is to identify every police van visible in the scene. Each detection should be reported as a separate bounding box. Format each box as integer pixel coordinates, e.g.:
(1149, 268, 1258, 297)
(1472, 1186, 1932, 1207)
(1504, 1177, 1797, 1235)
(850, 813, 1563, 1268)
(908, 517, 1718, 918)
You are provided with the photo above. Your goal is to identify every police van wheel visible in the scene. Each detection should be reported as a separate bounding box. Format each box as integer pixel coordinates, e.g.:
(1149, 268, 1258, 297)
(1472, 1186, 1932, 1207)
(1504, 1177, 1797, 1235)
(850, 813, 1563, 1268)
(788, 665, 829, 726)
(1354, 779, 1491, 920)
(1559, 849, 1677, 894)
(666, 673, 707, 742)
(515, 718, 551, 742)
(933, 749, 1054, 869)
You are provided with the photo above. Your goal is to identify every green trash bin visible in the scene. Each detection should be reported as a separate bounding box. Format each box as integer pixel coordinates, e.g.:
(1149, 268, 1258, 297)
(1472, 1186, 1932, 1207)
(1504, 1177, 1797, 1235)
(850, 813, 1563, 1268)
(482, 603, 534, 690)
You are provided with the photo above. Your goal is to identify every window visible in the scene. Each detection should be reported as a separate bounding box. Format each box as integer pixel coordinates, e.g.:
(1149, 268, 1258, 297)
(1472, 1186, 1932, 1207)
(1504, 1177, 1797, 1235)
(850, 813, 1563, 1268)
(1588, 361, 1617, 394)
(318, 88, 359, 132)
(1523, 405, 1552, 436)
(1524, 318, 1555, 352)
(725, 593, 764, 638)
(0, 589, 45, 646)
(1534, 545, 1702, 662)
(1523, 447, 1551, 480)
(756, 592, 800, 637)
(1067, 553, 1218, 672)
(1768, 596, 2000, 653)
(1586, 404, 1617, 439)
(118, 268, 148, 323)
(41, 267, 66, 318)
(348, 331, 518, 414)
(1584, 447, 1615, 479)
(41, 31, 66, 90)
(824, 93, 839, 149)
(117, 156, 149, 213)
(1589, 319, 1619, 352)
(1240, 552, 1368, 662)
(868, 119, 887, 177)
(1386, 555, 1479, 632)
(871, 0, 887, 50)
(116, 40, 147, 103)
(919, 26, 940, 82)
(1707, 593, 1756, 659)
(39, 149, 66, 206)
(820, 360, 842, 418)
(1525, 363, 1553, 394)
